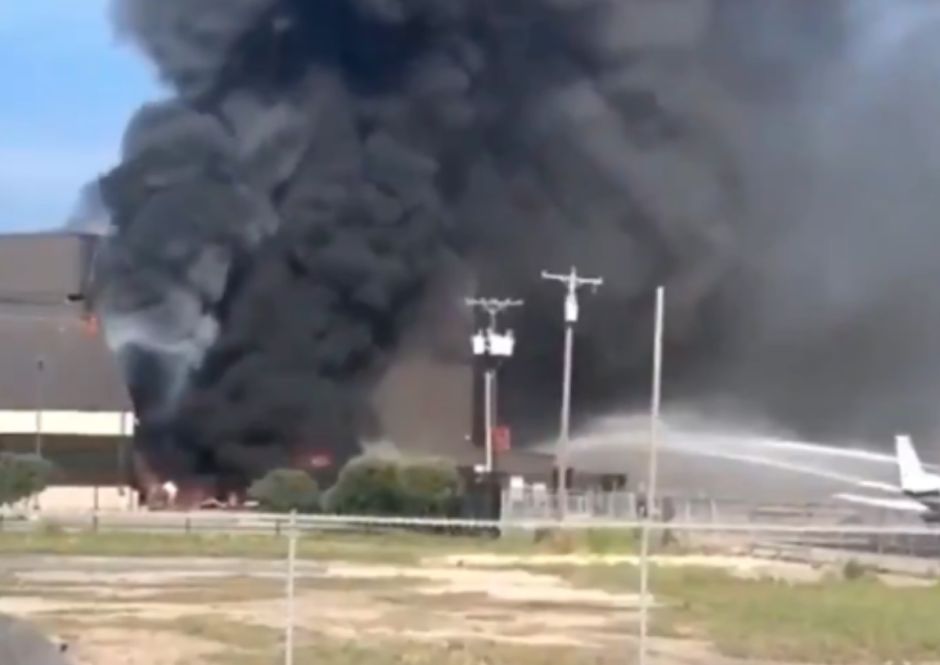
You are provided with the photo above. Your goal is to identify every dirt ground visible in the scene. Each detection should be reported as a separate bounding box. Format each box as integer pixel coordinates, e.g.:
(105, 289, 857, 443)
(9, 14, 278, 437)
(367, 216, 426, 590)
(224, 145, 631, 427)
(0, 553, 911, 665)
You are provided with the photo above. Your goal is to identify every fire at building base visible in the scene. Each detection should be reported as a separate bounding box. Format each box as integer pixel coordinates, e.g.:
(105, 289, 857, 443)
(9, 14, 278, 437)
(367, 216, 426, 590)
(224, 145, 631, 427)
(0, 230, 600, 511)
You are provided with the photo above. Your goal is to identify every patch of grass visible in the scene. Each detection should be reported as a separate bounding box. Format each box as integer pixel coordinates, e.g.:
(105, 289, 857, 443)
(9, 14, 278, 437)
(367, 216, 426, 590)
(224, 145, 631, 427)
(0, 572, 124, 603)
(34, 607, 120, 621)
(299, 574, 424, 592)
(665, 569, 940, 663)
(212, 636, 623, 665)
(13, 527, 940, 663)
(31, 615, 91, 637)
(509, 561, 640, 592)
(0, 531, 441, 563)
(0, 575, 427, 612)
(534, 562, 940, 663)
(0, 531, 288, 559)
(379, 590, 491, 610)
(142, 574, 422, 604)
(104, 615, 281, 651)
(0, 527, 656, 563)
(37, 520, 66, 537)
(1, 573, 424, 607)
(138, 577, 285, 604)
(503, 528, 646, 556)
(0, 585, 105, 602)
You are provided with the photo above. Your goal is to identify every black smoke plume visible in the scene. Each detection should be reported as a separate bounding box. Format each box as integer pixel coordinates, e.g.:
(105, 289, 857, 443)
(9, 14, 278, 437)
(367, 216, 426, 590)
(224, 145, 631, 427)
(89, 0, 940, 486)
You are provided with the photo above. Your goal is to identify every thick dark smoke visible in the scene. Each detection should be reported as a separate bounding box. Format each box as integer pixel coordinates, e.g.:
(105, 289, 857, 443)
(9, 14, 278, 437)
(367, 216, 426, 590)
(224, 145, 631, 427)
(89, 0, 940, 486)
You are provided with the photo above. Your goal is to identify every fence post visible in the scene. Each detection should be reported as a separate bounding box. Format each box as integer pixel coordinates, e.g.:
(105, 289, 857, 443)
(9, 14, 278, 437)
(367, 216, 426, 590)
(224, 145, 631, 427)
(285, 510, 297, 665)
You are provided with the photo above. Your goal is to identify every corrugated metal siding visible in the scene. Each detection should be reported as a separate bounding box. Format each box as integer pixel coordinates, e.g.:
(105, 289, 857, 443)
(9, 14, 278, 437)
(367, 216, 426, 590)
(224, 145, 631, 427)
(0, 232, 129, 412)
(0, 232, 97, 304)
(0, 309, 130, 411)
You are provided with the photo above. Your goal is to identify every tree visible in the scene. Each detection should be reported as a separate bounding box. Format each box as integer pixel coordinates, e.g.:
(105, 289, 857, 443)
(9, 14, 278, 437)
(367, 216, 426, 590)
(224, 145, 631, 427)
(398, 458, 462, 516)
(0, 454, 53, 507)
(323, 454, 463, 517)
(322, 455, 403, 515)
(247, 469, 320, 513)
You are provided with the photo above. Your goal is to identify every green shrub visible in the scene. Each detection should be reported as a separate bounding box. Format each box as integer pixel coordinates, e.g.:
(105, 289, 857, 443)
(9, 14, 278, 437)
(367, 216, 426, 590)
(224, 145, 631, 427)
(0, 454, 53, 507)
(247, 469, 320, 513)
(585, 528, 640, 554)
(535, 529, 578, 554)
(398, 458, 462, 516)
(323, 456, 402, 515)
(324, 454, 463, 517)
(842, 559, 869, 581)
(38, 519, 65, 537)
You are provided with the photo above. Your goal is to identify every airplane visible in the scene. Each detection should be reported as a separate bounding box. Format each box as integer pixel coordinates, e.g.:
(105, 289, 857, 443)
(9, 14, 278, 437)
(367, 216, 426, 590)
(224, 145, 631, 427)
(833, 435, 940, 523)
(894, 434, 940, 521)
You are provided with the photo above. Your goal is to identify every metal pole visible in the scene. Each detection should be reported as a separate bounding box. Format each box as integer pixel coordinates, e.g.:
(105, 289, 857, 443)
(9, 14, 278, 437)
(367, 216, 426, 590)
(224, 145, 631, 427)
(285, 510, 297, 665)
(484, 369, 495, 473)
(118, 413, 128, 485)
(34, 357, 44, 458)
(465, 297, 522, 475)
(558, 322, 575, 516)
(638, 286, 665, 665)
(541, 268, 602, 519)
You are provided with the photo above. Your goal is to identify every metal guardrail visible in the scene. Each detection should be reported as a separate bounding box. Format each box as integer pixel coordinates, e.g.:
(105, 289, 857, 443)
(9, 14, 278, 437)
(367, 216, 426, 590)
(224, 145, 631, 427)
(499, 489, 879, 525)
(7, 509, 940, 538)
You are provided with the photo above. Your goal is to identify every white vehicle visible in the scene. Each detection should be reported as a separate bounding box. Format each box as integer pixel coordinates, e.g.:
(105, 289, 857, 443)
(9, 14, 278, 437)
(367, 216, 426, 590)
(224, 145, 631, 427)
(835, 435, 940, 522)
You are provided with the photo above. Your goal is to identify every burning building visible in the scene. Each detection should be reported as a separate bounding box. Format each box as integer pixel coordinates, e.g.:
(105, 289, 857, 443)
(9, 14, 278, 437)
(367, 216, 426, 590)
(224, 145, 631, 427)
(68, 0, 940, 491)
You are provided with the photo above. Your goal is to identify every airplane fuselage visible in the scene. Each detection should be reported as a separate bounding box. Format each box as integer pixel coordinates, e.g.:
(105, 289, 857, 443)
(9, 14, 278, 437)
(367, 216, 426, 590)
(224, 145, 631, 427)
(903, 490, 940, 522)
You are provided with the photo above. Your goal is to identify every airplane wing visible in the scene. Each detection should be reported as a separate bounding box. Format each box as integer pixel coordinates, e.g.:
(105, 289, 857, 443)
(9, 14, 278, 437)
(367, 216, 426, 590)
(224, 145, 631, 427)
(855, 480, 904, 493)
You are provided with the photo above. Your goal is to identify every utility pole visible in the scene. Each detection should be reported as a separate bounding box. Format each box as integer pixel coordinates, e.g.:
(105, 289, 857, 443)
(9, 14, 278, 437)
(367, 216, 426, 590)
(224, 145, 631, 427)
(638, 286, 665, 665)
(466, 298, 523, 473)
(541, 267, 603, 517)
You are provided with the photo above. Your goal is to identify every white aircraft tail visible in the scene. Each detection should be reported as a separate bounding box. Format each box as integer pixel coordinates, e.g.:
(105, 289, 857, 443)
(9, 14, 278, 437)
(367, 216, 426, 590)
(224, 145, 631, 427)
(896, 434, 938, 493)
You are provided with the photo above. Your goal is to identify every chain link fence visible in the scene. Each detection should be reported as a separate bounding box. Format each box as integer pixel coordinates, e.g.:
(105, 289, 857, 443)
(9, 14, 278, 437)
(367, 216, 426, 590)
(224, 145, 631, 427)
(4, 508, 940, 663)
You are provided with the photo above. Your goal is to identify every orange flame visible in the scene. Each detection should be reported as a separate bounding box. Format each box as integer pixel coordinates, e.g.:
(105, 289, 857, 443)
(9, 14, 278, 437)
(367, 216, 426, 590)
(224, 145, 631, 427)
(81, 314, 100, 336)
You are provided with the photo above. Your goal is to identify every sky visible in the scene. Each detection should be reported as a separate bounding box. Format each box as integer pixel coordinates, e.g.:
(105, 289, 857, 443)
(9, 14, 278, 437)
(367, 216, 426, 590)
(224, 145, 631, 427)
(0, 1, 160, 232)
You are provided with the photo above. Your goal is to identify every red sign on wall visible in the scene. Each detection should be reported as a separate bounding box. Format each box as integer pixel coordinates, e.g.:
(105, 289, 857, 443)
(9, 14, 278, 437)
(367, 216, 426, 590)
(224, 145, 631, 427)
(492, 426, 511, 453)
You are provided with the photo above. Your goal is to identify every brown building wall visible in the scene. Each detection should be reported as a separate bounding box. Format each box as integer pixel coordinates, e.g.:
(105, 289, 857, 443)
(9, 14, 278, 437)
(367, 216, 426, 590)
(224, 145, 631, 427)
(0, 434, 130, 487)
(0, 232, 130, 412)
(0, 232, 98, 304)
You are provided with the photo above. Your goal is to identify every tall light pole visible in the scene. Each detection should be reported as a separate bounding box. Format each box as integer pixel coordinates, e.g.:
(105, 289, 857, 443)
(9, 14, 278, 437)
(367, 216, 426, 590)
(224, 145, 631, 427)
(541, 267, 603, 516)
(465, 298, 523, 473)
(638, 285, 665, 665)
(34, 356, 45, 459)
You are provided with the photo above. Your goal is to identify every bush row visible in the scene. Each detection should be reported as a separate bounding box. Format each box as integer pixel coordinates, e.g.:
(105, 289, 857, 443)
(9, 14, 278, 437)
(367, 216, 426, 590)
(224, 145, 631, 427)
(248, 454, 463, 517)
(0, 450, 462, 519)
(0, 453, 54, 507)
